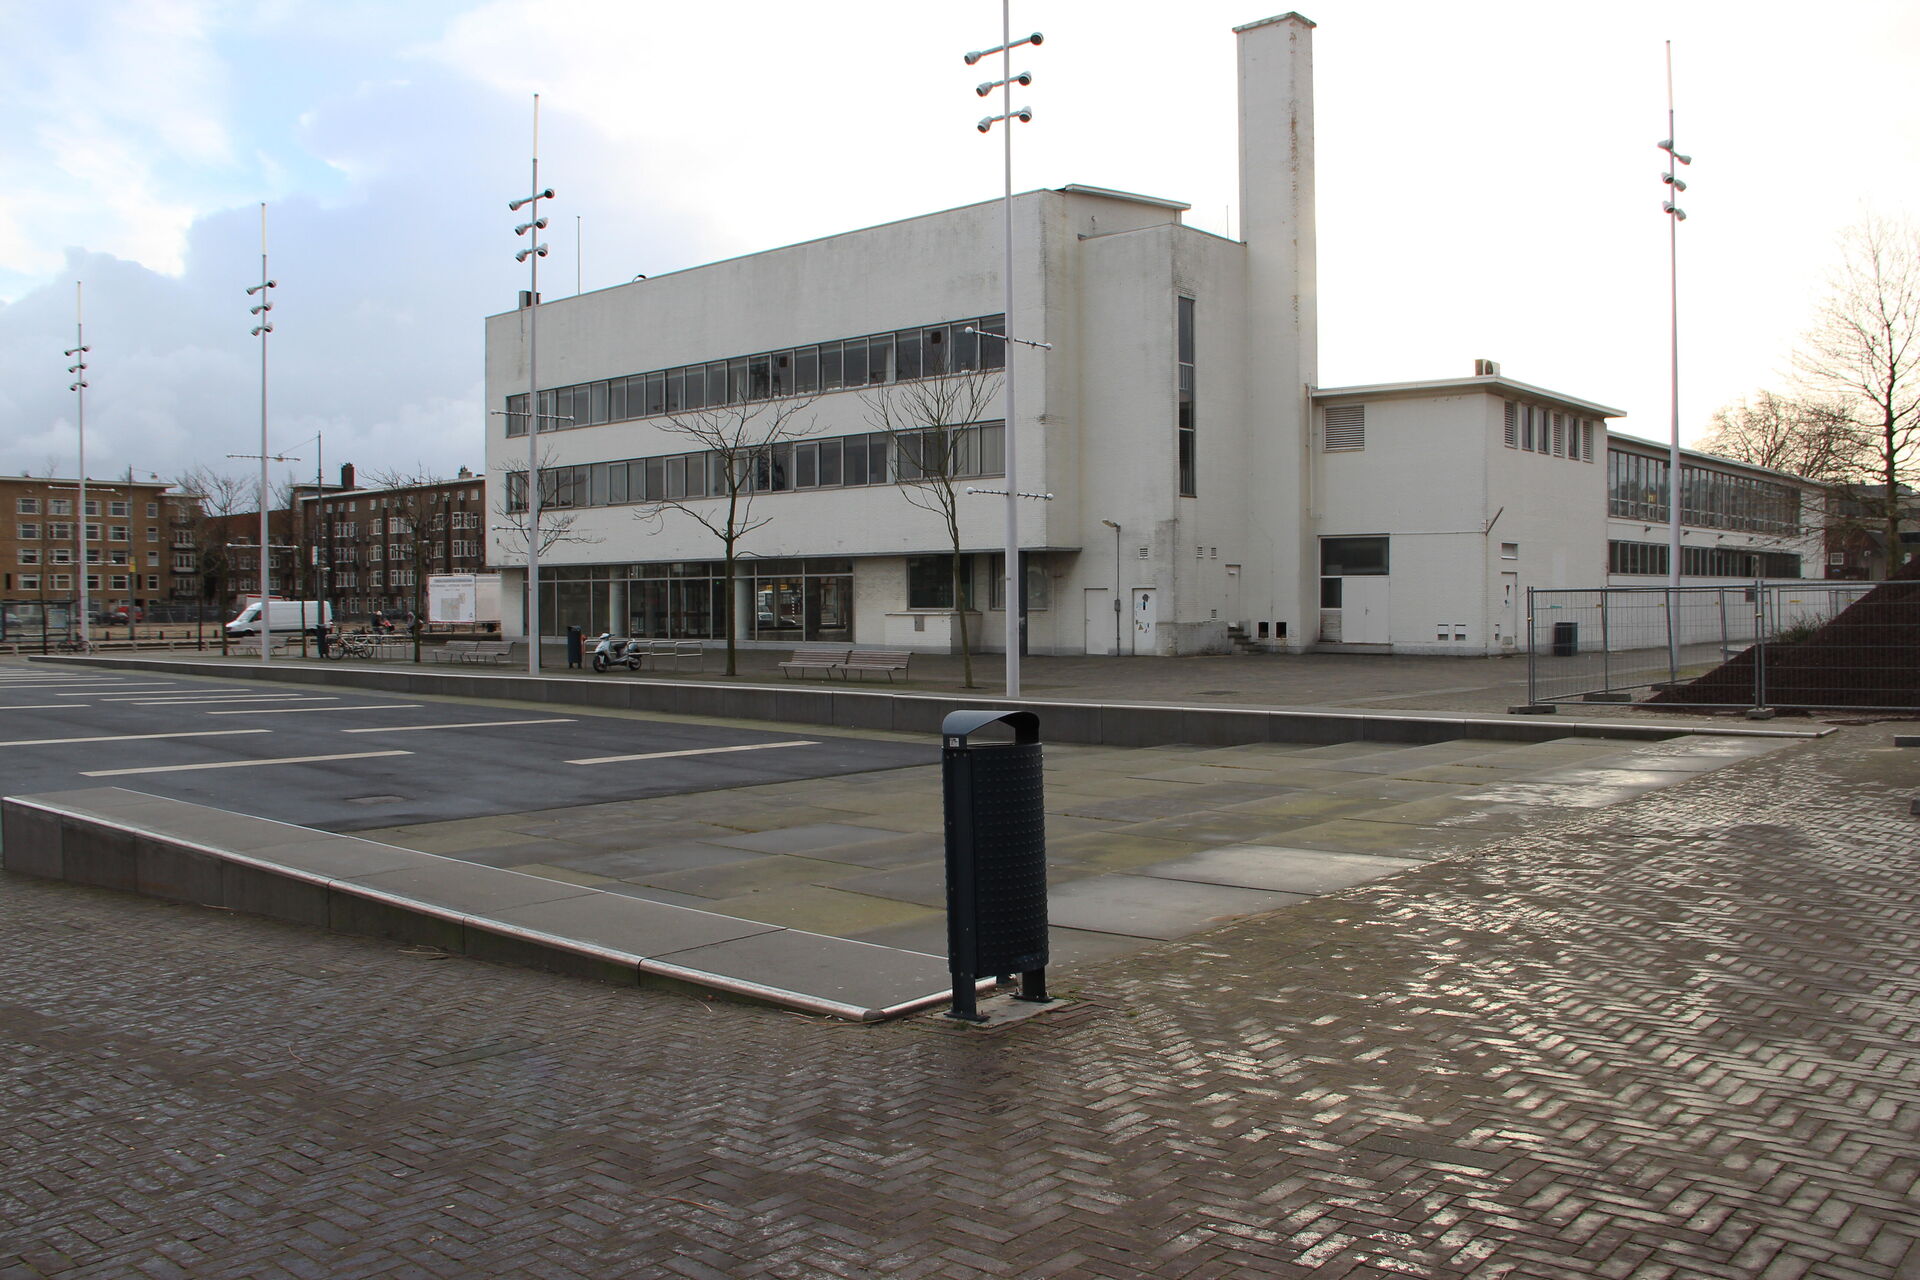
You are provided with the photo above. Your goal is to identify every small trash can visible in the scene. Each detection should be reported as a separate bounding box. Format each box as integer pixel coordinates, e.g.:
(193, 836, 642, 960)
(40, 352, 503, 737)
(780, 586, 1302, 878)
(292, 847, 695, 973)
(565, 625, 583, 669)
(941, 709, 1050, 1020)
(1552, 621, 1579, 657)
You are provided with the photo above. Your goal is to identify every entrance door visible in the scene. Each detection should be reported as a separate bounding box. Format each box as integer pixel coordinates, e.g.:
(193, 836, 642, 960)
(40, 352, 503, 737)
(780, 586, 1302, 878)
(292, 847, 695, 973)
(1130, 587, 1157, 654)
(1083, 588, 1114, 655)
(1500, 572, 1518, 648)
(1341, 576, 1390, 644)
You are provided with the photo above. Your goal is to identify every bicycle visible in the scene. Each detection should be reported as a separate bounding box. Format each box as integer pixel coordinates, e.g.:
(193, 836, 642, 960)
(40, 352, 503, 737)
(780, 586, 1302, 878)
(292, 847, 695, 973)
(56, 635, 92, 654)
(326, 632, 375, 660)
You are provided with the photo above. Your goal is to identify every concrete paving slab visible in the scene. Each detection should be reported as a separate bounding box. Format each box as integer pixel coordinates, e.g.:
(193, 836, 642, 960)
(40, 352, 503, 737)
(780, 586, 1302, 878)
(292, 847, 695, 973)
(244, 834, 437, 879)
(507, 862, 618, 887)
(1141, 845, 1423, 894)
(637, 852, 850, 898)
(831, 861, 948, 908)
(487, 891, 778, 958)
(1255, 817, 1458, 857)
(708, 821, 918, 856)
(595, 882, 723, 910)
(703, 884, 940, 936)
(646, 928, 958, 1017)
(1360, 795, 1557, 831)
(1046, 830, 1217, 872)
(1217, 793, 1396, 821)
(543, 842, 772, 877)
(1045, 874, 1306, 939)
(1119, 811, 1306, 846)
(348, 862, 595, 914)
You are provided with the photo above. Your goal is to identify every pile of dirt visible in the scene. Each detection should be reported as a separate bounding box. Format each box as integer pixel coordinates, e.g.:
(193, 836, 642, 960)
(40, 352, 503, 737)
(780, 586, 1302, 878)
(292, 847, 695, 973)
(1648, 555, 1920, 709)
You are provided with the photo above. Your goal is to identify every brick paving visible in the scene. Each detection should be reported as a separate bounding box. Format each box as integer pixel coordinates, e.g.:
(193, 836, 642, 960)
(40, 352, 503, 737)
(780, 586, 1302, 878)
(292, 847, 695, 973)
(4, 718, 1917, 1277)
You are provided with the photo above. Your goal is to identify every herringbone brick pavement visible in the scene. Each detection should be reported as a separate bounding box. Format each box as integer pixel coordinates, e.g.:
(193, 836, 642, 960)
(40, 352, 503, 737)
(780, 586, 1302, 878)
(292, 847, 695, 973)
(2, 723, 1917, 1278)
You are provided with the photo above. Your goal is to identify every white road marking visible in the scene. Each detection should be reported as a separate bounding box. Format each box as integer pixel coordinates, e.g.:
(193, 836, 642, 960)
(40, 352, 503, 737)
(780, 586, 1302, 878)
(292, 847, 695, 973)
(0, 705, 68, 711)
(0, 729, 270, 747)
(207, 704, 424, 716)
(54, 687, 184, 694)
(567, 739, 817, 766)
(343, 717, 577, 734)
(83, 750, 412, 777)
(126, 695, 338, 706)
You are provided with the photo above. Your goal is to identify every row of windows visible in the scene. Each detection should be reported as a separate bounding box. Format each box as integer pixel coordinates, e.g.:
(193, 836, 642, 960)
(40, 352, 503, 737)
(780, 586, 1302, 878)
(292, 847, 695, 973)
(1606, 451, 1801, 534)
(1504, 403, 1598, 462)
(11, 573, 160, 592)
(502, 315, 1007, 437)
(505, 424, 1006, 512)
(1607, 540, 1803, 578)
(315, 490, 483, 516)
(1177, 297, 1197, 498)
(13, 498, 160, 517)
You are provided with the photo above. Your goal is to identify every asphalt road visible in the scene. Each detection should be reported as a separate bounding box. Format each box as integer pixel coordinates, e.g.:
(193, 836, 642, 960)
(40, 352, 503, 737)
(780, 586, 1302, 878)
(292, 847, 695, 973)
(0, 662, 935, 831)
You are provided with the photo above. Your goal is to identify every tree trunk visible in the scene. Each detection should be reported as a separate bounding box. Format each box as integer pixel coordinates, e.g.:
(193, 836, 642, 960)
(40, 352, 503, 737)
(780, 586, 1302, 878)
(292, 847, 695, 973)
(952, 549, 974, 688)
(1886, 416, 1902, 575)
(723, 544, 737, 677)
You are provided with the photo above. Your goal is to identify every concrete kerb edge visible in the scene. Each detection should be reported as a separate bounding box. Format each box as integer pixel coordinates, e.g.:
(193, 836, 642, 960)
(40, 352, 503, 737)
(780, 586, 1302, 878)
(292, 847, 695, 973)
(0, 789, 965, 1021)
(28, 654, 1827, 746)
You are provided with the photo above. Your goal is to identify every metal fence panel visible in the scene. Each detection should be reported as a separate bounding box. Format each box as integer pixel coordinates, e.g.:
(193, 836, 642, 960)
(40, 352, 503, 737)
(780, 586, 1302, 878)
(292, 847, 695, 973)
(1527, 582, 1896, 710)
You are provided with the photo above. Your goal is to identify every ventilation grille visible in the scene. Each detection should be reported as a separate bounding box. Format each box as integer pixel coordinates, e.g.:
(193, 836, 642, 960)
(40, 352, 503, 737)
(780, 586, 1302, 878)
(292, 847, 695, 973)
(1324, 405, 1365, 451)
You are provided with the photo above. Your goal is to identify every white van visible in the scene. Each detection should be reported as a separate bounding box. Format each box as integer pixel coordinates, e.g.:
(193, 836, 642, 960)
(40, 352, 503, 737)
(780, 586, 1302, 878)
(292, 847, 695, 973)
(225, 599, 334, 636)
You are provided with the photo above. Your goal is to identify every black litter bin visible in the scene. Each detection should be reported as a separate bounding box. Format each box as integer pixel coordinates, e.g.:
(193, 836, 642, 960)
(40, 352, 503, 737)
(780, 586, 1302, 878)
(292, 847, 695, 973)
(941, 709, 1050, 1020)
(1552, 621, 1579, 656)
(565, 625, 583, 669)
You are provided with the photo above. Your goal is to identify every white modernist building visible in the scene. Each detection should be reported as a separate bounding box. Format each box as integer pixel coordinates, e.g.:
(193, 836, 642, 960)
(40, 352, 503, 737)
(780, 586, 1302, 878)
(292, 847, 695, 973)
(483, 13, 1817, 659)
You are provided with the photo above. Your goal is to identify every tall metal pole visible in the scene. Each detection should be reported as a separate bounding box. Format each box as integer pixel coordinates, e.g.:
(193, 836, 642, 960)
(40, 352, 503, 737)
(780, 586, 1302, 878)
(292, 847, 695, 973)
(65, 284, 90, 648)
(254, 204, 274, 665)
(513, 94, 554, 675)
(1659, 45, 1691, 679)
(999, 0, 1020, 697)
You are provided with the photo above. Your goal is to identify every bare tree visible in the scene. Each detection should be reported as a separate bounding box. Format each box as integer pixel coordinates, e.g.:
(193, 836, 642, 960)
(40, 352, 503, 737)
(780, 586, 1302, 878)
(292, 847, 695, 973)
(1698, 391, 1864, 483)
(632, 398, 815, 676)
(493, 446, 601, 653)
(1793, 216, 1920, 570)
(863, 368, 1003, 688)
(175, 466, 253, 652)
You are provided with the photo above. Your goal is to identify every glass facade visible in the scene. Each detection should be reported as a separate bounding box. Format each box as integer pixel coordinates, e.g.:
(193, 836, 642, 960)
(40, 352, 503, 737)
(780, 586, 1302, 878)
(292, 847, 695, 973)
(535, 558, 855, 641)
(505, 315, 1006, 437)
(1607, 449, 1800, 535)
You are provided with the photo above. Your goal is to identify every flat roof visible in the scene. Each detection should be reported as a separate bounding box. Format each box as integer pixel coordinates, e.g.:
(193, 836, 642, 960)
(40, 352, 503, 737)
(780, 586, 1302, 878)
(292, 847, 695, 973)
(1313, 375, 1625, 419)
(1608, 431, 1823, 485)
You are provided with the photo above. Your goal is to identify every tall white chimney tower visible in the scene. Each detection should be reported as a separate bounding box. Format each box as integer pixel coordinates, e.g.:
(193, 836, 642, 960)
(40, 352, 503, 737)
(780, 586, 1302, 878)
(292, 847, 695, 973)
(1235, 12, 1319, 649)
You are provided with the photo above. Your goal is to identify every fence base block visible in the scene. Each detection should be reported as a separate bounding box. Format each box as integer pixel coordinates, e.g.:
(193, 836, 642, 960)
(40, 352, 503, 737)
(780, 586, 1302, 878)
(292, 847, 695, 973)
(1744, 708, 1778, 721)
(1911, 796, 1920, 817)
(1581, 692, 1633, 703)
(1895, 736, 1919, 748)
(1508, 704, 1558, 715)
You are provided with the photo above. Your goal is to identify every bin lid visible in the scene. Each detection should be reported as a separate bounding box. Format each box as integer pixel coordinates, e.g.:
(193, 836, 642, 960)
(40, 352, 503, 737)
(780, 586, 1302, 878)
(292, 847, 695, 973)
(941, 709, 1039, 746)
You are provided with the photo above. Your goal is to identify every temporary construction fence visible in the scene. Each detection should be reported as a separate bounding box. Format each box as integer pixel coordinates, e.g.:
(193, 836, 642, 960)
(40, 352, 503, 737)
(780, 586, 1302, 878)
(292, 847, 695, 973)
(1524, 581, 1912, 711)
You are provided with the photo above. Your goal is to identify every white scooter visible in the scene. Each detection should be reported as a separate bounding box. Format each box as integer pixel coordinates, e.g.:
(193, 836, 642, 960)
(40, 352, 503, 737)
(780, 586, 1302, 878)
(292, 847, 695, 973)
(590, 633, 644, 672)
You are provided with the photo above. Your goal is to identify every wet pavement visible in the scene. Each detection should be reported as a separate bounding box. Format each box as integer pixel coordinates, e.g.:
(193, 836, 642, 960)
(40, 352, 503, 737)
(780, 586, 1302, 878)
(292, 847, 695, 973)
(3, 653, 1917, 1276)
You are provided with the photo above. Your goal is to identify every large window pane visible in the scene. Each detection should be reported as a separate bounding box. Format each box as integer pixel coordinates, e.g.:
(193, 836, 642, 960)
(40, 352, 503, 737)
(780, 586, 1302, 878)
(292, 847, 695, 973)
(796, 347, 819, 393)
(953, 324, 979, 371)
(821, 342, 844, 389)
(609, 378, 626, 421)
(728, 357, 748, 402)
(590, 381, 609, 424)
(841, 339, 864, 388)
(682, 366, 706, 411)
(645, 373, 666, 416)
(843, 435, 870, 485)
(795, 442, 818, 488)
(1320, 536, 1389, 575)
(818, 438, 843, 486)
(666, 369, 684, 413)
(908, 555, 955, 609)
(747, 354, 771, 400)
(978, 316, 1006, 368)
(706, 362, 729, 405)
(894, 330, 921, 380)
(923, 326, 948, 375)
(773, 351, 793, 397)
(866, 334, 892, 384)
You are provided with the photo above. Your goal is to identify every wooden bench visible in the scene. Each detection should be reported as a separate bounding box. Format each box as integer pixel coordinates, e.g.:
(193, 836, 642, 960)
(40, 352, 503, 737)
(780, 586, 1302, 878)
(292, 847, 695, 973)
(430, 639, 478, 664)
(838, 648, 912, 682)
(780, 645, 850, 679)
(465, 640, 516, 665)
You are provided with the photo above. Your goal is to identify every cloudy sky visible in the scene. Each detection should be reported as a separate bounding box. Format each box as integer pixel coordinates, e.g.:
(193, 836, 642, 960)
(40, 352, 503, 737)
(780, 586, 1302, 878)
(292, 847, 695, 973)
(3, 0, 1917, 499)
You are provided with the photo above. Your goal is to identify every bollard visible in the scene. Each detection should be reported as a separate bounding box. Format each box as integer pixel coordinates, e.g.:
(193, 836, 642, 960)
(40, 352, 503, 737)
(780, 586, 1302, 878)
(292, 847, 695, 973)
(941, 709, 1050, 1022)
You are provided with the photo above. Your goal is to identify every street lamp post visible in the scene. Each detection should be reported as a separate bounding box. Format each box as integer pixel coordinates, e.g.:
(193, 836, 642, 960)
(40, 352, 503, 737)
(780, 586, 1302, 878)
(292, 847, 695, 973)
(511, 93, 555, 675)
(63, 282, 89, 649)
(966, 4, 1041, 697)
(1659, 44, 1691, 675)
(246, 203, 278, 665)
